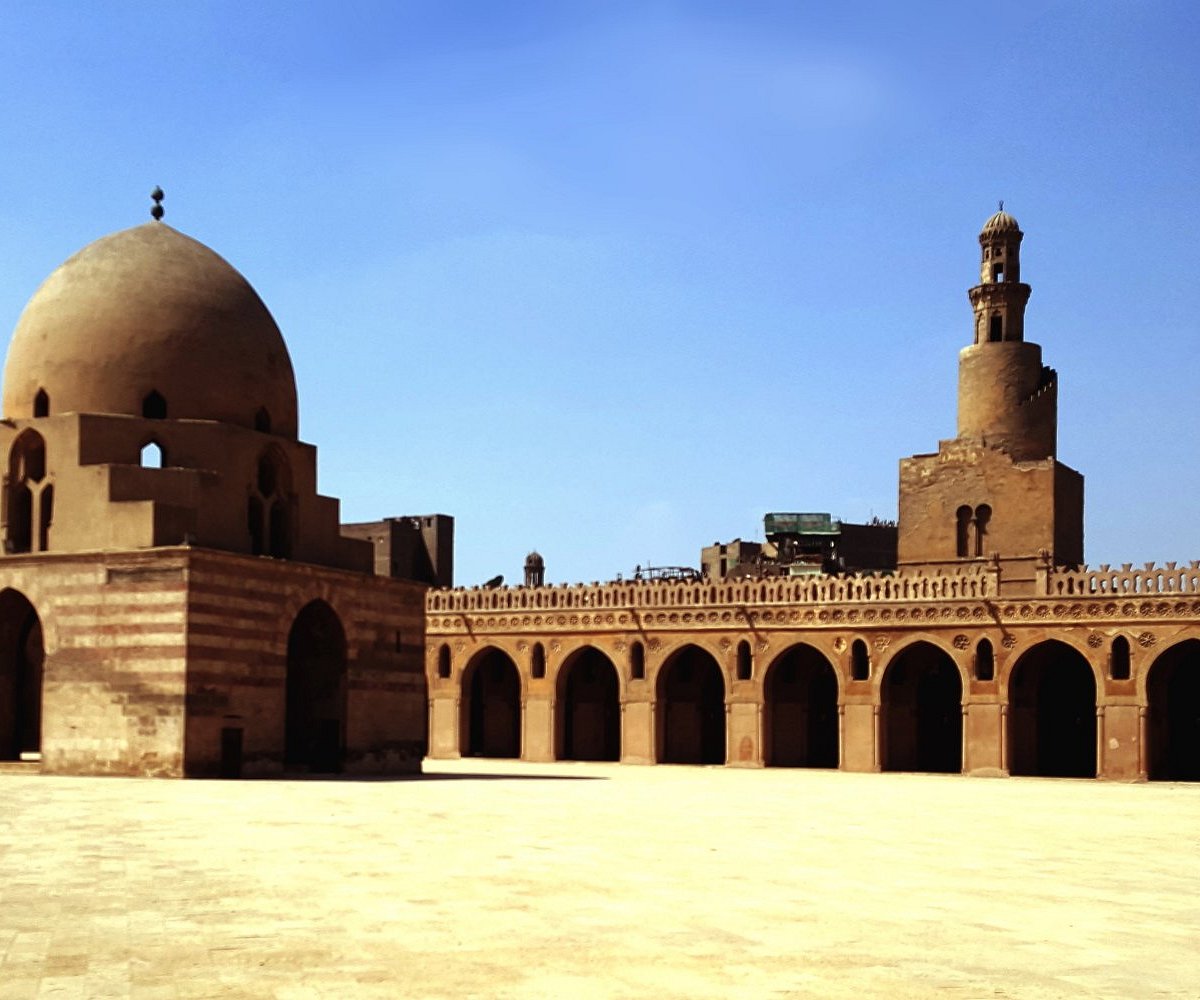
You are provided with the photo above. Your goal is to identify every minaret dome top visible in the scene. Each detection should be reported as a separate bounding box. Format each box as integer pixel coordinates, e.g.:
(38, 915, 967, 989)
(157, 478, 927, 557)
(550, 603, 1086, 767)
(981, 209, 1021, 237)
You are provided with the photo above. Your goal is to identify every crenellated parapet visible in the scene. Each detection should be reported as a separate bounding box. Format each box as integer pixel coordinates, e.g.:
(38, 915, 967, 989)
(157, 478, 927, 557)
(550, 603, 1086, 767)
(1042, 561, 1200, 597)
(427, 565, 996, 616)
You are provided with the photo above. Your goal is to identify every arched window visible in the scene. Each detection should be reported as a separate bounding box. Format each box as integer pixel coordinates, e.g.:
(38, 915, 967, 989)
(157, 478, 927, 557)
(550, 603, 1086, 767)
(437, 644, 451, 679)
(851, 639, 870, 681)
(254, 407, 272, 433)
(1110, 636, 1131, 681)
(139, 441, 165, 469)
(33, 390, 49, 418)
(142, 391, 167, 419)
(531, 643, 546, 679)
(989, 315, 1003, 342)
(248, 449, 291, 558)
(630, 641, 645, 680)
(736, 640, 752, 681)
(955, 506, 972, 558)
(974, 504, 992, 558)
(5, 432, 51, 554)
(975, 638, 995, 681)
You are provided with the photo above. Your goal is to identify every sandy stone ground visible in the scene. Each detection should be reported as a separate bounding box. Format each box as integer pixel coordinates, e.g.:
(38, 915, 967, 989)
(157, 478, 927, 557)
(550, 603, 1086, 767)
(0, 759, 1197, 1000)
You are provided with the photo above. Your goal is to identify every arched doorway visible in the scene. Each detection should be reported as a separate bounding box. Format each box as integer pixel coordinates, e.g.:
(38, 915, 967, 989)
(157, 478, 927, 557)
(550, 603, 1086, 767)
(763, 644, 838, 767)
(0, 589, 43, 761)
(657, 645, 726, 764)
(556, 647, 620, 761)
(284, 600, 347, 773)
(461, 648, 521, 758)
(881, 642, 962, 773)
(1147, 640, 1200, 781)
(1008, 641, 1096, 778)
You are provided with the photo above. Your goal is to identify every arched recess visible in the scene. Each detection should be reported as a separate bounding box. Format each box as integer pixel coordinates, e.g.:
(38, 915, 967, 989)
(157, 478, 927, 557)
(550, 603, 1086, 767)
(1146, 639, 1200, 781)
(763, 643, 838, 768)
(1008, 640, 1097, 778)
(0, 589, 43, 760)
(284, 599, 347, 773)
(249, 447, 292, 558)
(656, 644, 726, 765)
(881, 641, 963, 773)
(6, 431, 51, 554)
(555, 646, 619, 762)
(460, 647, 521, 758)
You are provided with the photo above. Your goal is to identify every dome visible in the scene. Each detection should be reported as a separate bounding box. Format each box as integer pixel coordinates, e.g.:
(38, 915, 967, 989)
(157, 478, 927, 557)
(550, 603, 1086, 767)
(525, 551, 544, 566)
(981, 210, 1021, 236)
(2, 222, 298, 437)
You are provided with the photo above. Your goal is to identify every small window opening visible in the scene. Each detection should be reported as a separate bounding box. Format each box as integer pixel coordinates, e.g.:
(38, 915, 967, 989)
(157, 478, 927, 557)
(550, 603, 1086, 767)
(850, 639, 870, 681)
(955, 505, 972, 558)
(33, 390, 49, 418)
(631, 641, 645, 680)
(437, 644, 451, 679)
(531, 643, 546, 679)
(736, 640, 752, 681)
(254, 407, 272, 433)
(988, 315, 1003, 342)
(140, 441, 165, 469)
(993, 263, 1005, 282)
(394, 630, 403, 653)
(38, 483, 53, 552)
(975, 639, 995, 681)
(1110, 636, 1131, 681)
(142, 390, 167, 419)
(974, 504, 991, 558)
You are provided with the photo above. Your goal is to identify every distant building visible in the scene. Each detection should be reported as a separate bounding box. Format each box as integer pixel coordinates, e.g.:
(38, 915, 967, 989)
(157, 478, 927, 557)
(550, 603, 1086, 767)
(341, 515, 454, 588)
(702, 513, 896, 580)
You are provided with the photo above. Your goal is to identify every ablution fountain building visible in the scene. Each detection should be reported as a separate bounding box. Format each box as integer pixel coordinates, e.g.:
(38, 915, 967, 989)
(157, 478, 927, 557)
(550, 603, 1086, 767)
(1, 205, 1197, 781)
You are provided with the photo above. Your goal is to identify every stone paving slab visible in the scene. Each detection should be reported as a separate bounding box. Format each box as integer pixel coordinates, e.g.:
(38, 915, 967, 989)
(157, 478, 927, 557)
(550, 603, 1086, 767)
(1, 761, 1198, 999)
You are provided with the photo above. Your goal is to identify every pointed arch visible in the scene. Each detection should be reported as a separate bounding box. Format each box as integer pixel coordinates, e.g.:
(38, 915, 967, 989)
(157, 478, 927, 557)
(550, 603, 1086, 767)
(880, 641, 962, 773)
(32, 389, 49, 418)
(0, 589, 43, 760)
(1008, 640, 1097, 778)
(284, 599, 347, 773)
(656, 644, 725, 764)
(139, 440, 165, 469)
(1146, 639, 1200, 781)
(142, 390, 167, 419)
(250, 446, 293, 558)
(763, 643, 838, 768)
(6, 431, 50, 554)
(555, 646, 619, 761)
(460, 646, 521, 758)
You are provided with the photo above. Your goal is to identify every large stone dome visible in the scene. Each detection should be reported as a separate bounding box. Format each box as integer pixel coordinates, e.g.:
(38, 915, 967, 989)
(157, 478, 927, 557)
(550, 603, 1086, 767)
(2, 222, 298, 437)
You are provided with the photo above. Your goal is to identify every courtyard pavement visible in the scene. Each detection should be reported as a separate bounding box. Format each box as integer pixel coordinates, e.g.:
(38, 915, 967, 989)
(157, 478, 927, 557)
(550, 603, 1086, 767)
(0, 759, 1197, 999)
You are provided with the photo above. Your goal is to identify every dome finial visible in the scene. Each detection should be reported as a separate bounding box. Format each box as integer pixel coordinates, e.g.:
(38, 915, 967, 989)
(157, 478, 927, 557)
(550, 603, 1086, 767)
(998, 199, 1004, 212)
(150, 186, 164, 221)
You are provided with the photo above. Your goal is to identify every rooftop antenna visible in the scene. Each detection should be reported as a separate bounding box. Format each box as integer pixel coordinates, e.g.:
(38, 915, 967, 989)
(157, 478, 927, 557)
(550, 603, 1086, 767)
(151, 186, 164, 221)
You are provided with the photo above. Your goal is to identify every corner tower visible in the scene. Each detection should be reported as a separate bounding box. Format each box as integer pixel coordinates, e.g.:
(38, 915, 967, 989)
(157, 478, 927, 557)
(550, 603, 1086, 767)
(897, 211, 1084, 593)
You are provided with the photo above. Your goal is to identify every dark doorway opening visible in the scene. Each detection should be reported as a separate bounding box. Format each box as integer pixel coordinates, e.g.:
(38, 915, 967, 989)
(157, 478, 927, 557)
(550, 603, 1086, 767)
(284, 600, 347, 773)
(220, 727, 244, 779)
(0, 589, 43, 761)
(557, 647, 620, 761)
(462, 648, 521, 758)
(881, 642, 962, 773)
(764, 644, 838, 767)
(1008, 641, 1096, 778)
(657, 645, 726, 764)
(1147, 640, 1200, 781)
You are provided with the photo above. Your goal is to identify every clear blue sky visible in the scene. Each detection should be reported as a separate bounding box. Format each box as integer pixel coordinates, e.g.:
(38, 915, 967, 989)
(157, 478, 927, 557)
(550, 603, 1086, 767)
(0, 2, 1196, 585)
